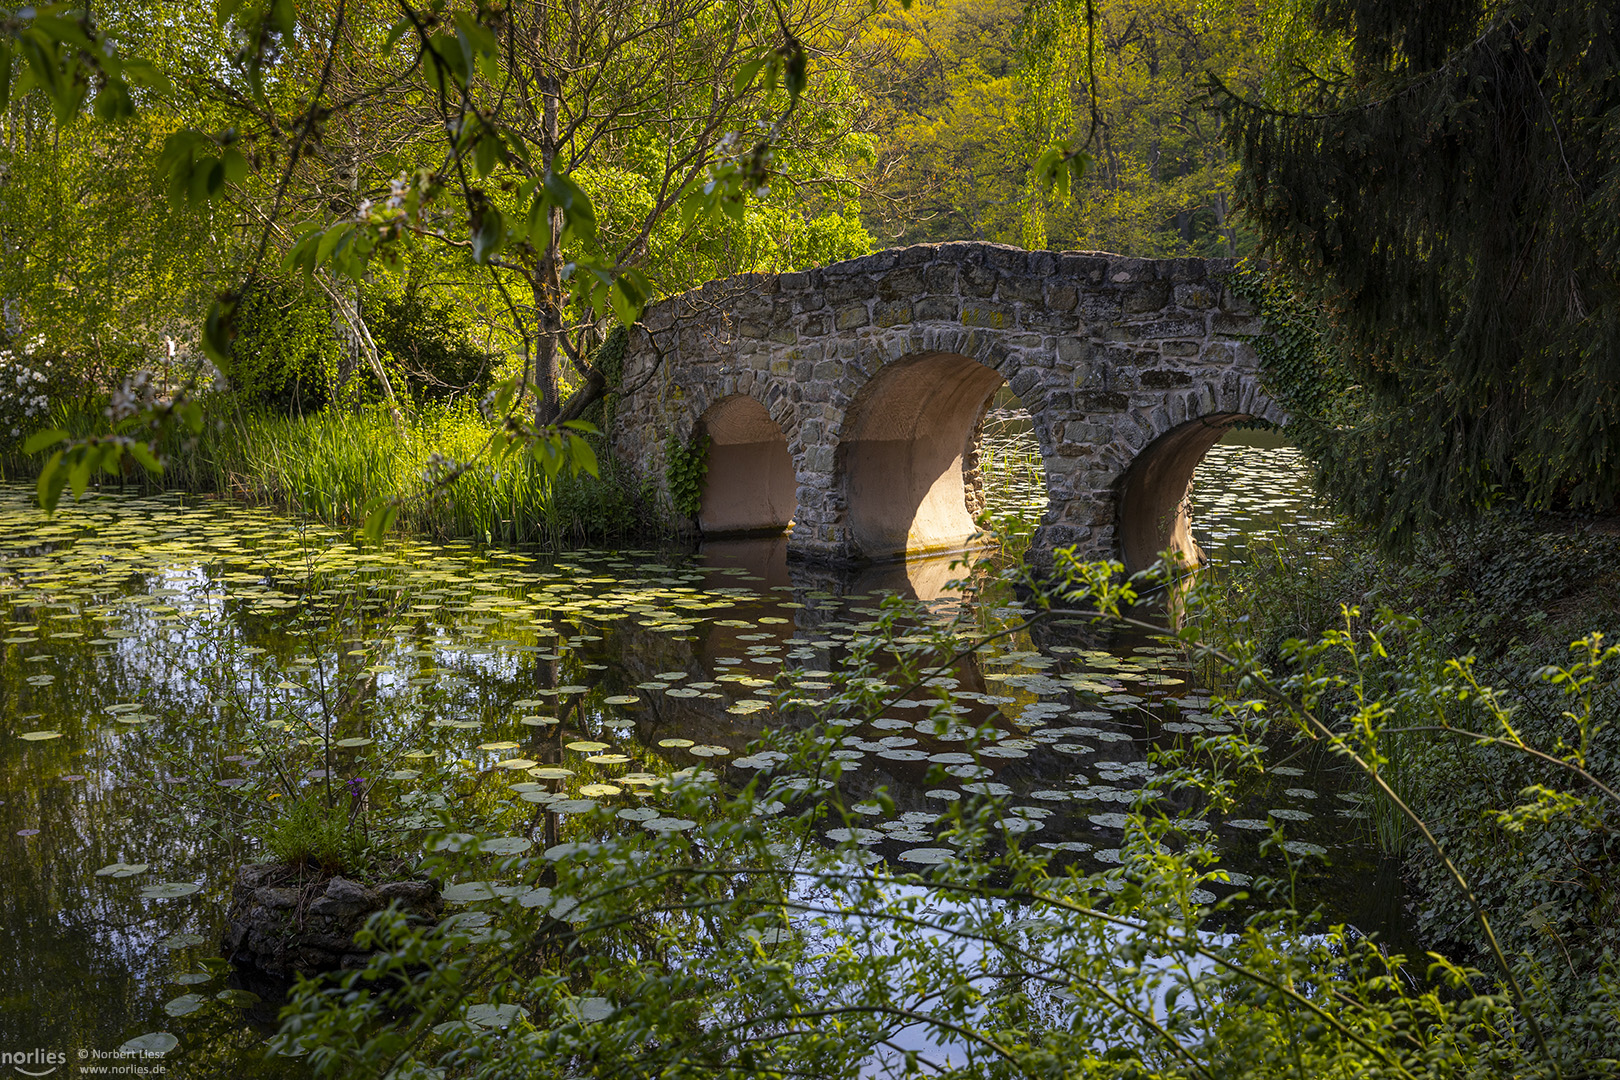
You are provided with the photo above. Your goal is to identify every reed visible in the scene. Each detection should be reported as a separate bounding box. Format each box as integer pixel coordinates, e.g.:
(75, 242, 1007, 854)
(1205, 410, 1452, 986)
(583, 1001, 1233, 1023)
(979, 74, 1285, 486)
(6, 398, 649, 547)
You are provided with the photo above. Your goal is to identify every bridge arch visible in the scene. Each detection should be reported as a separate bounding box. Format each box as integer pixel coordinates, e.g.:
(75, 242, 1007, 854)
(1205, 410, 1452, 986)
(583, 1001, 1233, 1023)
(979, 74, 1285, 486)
(692, 393, 797, 537)
(838, 352, 1029, 559)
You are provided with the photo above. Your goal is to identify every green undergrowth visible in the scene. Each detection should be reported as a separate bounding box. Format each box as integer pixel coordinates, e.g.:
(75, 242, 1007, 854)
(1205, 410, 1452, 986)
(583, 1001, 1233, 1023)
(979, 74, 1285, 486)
(1188, 512, 1620, 1032)
(4, 397, 656, 548)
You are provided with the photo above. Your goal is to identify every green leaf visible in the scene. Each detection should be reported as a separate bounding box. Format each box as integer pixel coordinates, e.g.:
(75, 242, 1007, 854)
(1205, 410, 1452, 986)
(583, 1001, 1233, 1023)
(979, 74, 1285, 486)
(471, 206, 504, 263)
(383, 18, 413, 55)
(542, 170, 596, 243)
(561, 419, 600, 435)
(119, 58, 173, 95)
(22, 428, 67, 455)
(128, 442, 164, 475)
(92, 78, 135, 122)
(201, 298, 235, 364)
(362, 500, 400, 546)
(732, 55, 767, 95)
(222, 147, 250, 186)
(315, 223, 352, 266)
(608, 270, 650, 327)
(37, 449, 66, 513)
(567, 433, 598, 478)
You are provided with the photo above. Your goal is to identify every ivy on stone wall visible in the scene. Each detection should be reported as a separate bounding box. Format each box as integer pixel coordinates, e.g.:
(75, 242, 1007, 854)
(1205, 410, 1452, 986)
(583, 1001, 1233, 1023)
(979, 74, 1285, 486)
(1228, 262, 1341, 423)
(665, 431, 710, 518)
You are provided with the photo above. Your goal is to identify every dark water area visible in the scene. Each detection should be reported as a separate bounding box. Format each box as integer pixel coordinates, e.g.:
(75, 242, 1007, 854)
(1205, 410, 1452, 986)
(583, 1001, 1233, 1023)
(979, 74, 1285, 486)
(0, 435, 1407, 1071)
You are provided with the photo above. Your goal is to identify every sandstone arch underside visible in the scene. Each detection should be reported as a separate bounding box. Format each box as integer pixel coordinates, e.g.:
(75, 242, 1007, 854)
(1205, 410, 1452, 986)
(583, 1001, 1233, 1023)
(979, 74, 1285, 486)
(611, 241, 1284, 570)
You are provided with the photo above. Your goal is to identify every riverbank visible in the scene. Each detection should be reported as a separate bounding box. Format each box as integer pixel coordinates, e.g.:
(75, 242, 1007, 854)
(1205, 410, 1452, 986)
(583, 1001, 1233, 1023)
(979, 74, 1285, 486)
(1191, 511, 1620, 1022)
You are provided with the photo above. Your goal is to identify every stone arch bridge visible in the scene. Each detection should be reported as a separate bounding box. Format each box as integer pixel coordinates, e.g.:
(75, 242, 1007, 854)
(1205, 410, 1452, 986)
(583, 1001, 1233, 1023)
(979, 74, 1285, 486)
(611, 242, 1282, 570)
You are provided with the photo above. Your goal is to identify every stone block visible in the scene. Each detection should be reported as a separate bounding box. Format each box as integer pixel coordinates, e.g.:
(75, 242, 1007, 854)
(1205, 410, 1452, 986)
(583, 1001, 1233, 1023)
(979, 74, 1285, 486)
(1109, 316, 1206, 341)
(1045, 284, 1079, 311)
(874, 300, 912, 327)
(921, 263, 959, 292)
(769, 327, 797, 345)
(1212, 313, 1266, 335)
(1056, 337, 1094, 364)
(835, 303, 870, 330)
(1162, 258, 1208, 283)
(1056, 254, 1110, 282)
(960, 303, 1013, 329)
(1121, 281, 1172, 313)
(914, 296, 959, 321)
(771, 359, 794, 376)
(962, 262, 998, 297)
(1107, 258, 1153, 283)
(1077, 390, 1129, 412)
(1173, 283, 1214, 309)
(998, 275, 1044, 304)
(800, 315, 828, 336)
(877, 267, 925, 299)
(1139, 369, 1194, 389)
(825, 276, 874, 304)
(1160, 341, 1199, 357)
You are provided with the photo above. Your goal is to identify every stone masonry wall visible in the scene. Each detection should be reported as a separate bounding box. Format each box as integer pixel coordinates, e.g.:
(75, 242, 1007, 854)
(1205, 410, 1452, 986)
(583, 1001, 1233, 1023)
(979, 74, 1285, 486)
(611, 241, 1283, 565)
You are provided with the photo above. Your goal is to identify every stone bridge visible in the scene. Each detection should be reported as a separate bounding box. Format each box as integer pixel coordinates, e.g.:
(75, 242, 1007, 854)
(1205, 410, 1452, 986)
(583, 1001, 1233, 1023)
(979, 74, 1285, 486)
(610, 242, 1283, 570)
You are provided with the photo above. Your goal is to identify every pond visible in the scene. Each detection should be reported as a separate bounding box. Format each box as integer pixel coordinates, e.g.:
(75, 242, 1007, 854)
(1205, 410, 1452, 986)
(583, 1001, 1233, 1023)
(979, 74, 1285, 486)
(0, 432, 1400, 1070)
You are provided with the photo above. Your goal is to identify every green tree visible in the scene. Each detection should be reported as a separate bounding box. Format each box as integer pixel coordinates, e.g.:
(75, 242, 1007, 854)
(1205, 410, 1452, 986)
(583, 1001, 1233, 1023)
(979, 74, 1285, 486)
(1218, 0, 1620, 540)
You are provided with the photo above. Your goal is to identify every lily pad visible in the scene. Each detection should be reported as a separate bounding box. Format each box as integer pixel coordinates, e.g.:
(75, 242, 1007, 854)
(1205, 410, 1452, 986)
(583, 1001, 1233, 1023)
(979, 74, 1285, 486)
(120, 1033, 178, 1055)
(18, 730, 63, 741)
(478, 836, 533, 856)
(94, 862, 149, 878)
(163, 993, 206, 1017)
(140, 882, 201, 899)
(466, 1002, 528, 1029)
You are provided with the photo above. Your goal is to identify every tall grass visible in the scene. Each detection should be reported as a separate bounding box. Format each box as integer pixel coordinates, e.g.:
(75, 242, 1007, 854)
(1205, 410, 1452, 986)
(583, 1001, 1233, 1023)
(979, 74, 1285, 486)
(5, 396, 652, 548)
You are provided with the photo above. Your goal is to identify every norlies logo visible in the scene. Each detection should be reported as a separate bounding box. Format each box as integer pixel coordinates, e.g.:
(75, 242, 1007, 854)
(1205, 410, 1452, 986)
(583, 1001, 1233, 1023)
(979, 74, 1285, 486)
(0, 1049, 65, 1077)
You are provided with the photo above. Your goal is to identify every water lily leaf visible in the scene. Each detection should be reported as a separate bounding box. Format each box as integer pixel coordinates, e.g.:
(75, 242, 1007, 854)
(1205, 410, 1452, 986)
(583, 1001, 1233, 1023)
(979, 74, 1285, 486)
(643, 817, 696, 832)
(140, 882, 201, 899)
(586, 753, 632, 764)
(94, 862, 149, 878)
(334, 737, 374, 748)
(579, 783, 620, 797)
(163, 993, 206, 1017)
(898, 847, 954, 865)
(171, 973, 212, 985)
(527, 767, 574, 779)
(602, 695, 639, 705)
(563, 997, 613, 1023)
(465, 1002, 528, 1029)
(657, 738, 693, 749)
(120, 1033, 178, 1054)
(215, 988, 260, 1007)
(496, 758, 538, 770)
(478, 836, 533, 856)
(566, 740, 608, 753)
(441, 881, 502, 904)
(19, 730, 63, 741)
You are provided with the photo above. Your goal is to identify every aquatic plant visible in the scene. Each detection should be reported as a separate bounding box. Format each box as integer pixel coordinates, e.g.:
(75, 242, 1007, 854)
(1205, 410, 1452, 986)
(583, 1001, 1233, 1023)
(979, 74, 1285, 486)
(262, 549, 1619, 1077)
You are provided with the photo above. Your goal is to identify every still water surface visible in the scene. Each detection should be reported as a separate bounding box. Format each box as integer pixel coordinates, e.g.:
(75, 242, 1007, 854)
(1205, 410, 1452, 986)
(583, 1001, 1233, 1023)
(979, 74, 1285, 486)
(0, 435, 1396, 1069)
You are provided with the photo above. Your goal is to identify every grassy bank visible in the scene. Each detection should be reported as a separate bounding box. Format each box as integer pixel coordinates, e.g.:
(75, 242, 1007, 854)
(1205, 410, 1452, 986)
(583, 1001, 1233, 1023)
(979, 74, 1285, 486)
(1190, 512, 1620, 1020)
(3, 399, 656, 547)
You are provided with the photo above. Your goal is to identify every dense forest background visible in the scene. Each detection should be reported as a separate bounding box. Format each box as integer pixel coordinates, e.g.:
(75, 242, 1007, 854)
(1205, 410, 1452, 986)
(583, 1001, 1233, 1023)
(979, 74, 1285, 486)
(0, 0, 1321, 425)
